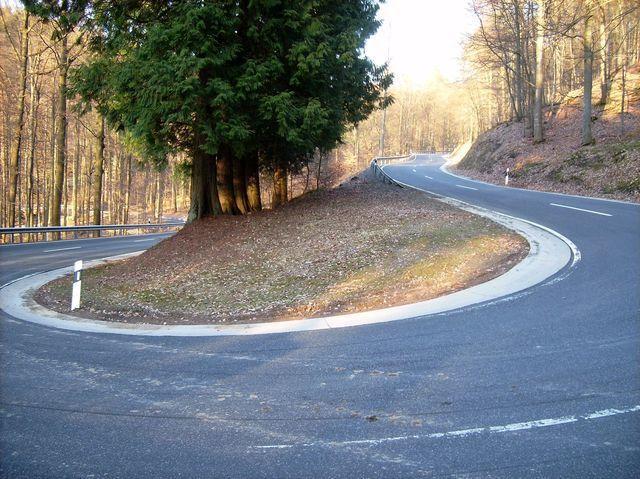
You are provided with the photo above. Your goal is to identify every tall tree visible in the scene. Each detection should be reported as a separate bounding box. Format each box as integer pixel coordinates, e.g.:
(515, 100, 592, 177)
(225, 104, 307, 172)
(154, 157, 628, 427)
(73, 0, 389, 218)
(91, 113, 104, 229)
(24, 0, 91, 231)
(582, 0, 595, 145)
(533, 0, 546, 143)
(6, 11, 29, 226)
(72, 1, 243, 221)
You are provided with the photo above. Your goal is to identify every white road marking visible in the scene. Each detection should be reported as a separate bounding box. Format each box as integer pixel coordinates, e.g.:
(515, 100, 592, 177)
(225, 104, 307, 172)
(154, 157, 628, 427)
(412, 168, 417, 172)
(253, 405, 640, 450)
(133, 238, 157, 243)
(424, 175, 433, 179)
(43, 246, 82, 253)
(456, 184, 478, 191)
(549, 203, 612, 217)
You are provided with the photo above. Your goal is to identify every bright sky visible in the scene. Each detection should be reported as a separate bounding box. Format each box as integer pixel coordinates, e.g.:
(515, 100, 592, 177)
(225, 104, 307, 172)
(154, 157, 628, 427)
(365, 0, 477, 87)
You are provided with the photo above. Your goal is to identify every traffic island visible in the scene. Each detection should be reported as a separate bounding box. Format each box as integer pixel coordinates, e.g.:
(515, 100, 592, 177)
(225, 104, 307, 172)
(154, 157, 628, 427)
(35, 171, 528, 325)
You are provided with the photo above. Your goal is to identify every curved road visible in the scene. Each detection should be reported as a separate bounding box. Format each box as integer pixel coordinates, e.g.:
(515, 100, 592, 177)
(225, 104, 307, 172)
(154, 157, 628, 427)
(1, 154, 638, 478)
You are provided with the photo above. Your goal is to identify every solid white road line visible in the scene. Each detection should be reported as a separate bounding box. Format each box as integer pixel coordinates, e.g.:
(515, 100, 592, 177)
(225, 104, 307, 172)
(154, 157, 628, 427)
(253, 405, 640, 449)
(456, 184, 478, 191)
(133, 238, 157, 242)
(550, 203, 612, 217)
(43, 246, 82, 253)
(424, 175, 433, 179)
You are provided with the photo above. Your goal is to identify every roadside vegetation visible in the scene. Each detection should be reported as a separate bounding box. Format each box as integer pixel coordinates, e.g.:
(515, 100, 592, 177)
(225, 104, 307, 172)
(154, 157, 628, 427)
(449, 1, 639, 201)
(4, 1, 638, 233)
(454, 67, 640, 201)
(37, 172, 528, 324)
(2, 0, 391, 232)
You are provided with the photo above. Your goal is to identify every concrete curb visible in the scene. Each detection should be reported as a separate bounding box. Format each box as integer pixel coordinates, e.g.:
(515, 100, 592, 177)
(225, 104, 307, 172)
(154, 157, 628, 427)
(0, 178, 577, 337)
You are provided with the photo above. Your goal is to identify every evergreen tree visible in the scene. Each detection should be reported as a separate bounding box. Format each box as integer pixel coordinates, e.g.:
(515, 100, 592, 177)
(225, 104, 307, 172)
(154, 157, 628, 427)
(72, 0, 390, 219)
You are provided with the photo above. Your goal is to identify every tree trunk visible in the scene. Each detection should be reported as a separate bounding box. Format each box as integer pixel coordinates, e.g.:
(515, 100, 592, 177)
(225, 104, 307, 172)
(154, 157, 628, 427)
(582, 3, 595, 146)
(83, 141, 92, 224)
(49, 34, 68, 231)
(216, 145, 239, 214)
(154, 170, 164, 222)
(598, 5, 611, 105)
(124, 154, 132, 224)
(533, 0, 545, 143)
(91, 114, 105, 235)
(272, 159, 288, 208)
(245, 153, 262, 212)
(513, 2, 525, 122)
(171, 174, 178, 213)
(378, 106, 387, 156)
(187, 140, 222, 221)
(232, 154, 249, 214)
(304, 163, 311, 193)
(26, 71, 39, 228)
(72, 120, 81, 224)
(7, 12, 29, 227)
(354, 126, 360, 168)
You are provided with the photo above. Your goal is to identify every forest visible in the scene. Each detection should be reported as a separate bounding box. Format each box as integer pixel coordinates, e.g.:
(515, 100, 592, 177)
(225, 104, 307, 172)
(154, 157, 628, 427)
(333, 0, 639, 167)
(1, 0, 638, 233)
(0, 0, 390, 231)
(463, 0, 639, 142)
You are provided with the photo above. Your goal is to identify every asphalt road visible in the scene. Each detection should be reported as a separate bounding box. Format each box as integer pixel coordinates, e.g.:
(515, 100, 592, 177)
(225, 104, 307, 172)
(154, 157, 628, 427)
(1, 154, 638, 478)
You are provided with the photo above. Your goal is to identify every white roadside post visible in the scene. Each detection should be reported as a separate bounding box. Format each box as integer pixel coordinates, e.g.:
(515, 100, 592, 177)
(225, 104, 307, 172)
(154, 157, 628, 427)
(71, 260, 83, 310)
(505, 168, 510, 186)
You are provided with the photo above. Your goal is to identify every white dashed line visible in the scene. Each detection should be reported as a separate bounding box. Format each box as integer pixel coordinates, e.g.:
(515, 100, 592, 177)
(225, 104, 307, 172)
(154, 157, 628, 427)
(456, 185, 478, 191)
(43, 246, 82, 253)
(253, 405, 640, 450)
(412, 168, 417, 172)
(133, 238, 157, 243)
(550, 203, 612, 217)
(424, 175, 432, 179)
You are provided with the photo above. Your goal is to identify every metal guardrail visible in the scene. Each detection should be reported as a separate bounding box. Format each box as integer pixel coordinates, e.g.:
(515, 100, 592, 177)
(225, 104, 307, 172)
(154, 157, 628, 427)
(371, 154, 412, 166)
(0, 222, 184, 235)
(370, 154, 412, 186)
(410, 150, 451, 156)
(370, 151, 453, 182)
(0, 222, 184, 244)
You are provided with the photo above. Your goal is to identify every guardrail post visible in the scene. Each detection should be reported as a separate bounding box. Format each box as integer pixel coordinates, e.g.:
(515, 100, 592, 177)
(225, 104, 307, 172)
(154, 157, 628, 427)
(71, 260, 83, 310)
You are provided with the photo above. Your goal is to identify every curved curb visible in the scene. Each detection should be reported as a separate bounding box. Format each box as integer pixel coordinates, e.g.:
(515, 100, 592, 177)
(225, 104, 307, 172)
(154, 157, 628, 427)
(379, 165, 581, 267)
(0, 184, 577, 338)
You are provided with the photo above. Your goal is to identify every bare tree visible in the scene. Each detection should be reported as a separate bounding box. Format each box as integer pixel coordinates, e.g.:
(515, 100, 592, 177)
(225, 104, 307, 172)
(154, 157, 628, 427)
(6, 11, 29, 226)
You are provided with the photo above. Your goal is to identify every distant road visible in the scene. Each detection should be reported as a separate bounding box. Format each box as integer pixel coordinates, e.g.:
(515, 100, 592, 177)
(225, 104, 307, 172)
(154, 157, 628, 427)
(1, 154, 639, 478)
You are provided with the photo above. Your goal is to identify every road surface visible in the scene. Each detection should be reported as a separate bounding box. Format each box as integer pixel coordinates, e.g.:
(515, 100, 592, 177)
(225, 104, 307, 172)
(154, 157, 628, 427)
(1, 154, 638, 478)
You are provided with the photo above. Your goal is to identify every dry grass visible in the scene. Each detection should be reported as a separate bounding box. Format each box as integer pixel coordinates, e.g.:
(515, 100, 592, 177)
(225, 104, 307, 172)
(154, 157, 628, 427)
(37, 171, 528, 324)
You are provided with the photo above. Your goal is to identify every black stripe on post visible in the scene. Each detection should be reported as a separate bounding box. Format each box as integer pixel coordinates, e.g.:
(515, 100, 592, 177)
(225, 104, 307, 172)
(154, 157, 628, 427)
(74, 271, 81, 282)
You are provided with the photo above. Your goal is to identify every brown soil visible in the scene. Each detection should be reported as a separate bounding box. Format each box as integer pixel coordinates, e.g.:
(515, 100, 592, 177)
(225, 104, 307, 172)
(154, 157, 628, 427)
(36, 171, 528, 325)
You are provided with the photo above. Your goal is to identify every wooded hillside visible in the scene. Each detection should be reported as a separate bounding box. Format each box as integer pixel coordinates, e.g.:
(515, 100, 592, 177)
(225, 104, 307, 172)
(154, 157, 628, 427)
(462, 0, 639, 143)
